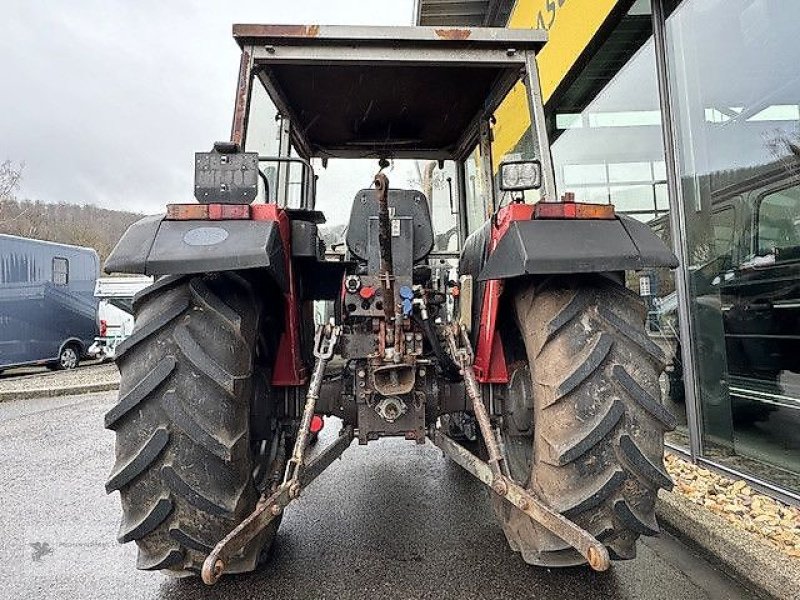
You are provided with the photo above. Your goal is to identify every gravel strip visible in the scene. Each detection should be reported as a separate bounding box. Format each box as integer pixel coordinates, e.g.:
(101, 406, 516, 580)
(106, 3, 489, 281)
(665, 453, 800, 559)
(0, 363, 119, 400)
(657, 489, 800, 600)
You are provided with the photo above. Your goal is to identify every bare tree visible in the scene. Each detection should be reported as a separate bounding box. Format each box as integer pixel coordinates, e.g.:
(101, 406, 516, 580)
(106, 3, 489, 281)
(0, 160, 23, 200)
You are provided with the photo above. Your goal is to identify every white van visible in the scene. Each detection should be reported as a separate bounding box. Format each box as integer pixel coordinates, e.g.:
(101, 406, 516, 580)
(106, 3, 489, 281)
(89, 276, 153, 361)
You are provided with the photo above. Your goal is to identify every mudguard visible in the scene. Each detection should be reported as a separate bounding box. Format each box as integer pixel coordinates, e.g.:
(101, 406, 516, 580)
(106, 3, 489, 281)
(477, 214, 677, 281)
(460, 209, 678, 384)
(104, 215, 288, 292)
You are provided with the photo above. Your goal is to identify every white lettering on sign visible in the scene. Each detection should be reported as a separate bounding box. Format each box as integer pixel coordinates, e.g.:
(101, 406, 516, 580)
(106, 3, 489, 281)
(391, 219, 401, 237)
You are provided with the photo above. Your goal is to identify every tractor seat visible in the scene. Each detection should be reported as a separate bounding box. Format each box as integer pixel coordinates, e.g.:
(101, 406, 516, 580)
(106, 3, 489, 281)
(346, 188, 434, 275)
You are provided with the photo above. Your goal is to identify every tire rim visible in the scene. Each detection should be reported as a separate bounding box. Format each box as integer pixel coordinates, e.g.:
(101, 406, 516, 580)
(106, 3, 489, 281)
(60, 347, 78, 369)
(502, 364, 534, 486)
(251, 425, 280, 493)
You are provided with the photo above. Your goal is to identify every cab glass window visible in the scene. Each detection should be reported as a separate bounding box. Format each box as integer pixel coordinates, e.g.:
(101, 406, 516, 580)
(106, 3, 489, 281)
(464, 144, 489, 235)
(758, 186, 800, 259)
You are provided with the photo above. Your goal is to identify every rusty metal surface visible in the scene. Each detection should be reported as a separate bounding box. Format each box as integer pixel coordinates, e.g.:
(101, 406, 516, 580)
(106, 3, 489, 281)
(431, 430, 610, 572)
(373, 173, 395, 327)
(230, 49, 252, 148)
(202, 424, 355, 585)
(202, 325, 341, 585)
(232, 24, 547, 48)
(434, 28, 472, 40)
(284, 325, 339, 486)
(234, 24, 321, 39)
(440, 324, 610, 572)
(445, 324, 506, 479)
(371, 364, 415, 396)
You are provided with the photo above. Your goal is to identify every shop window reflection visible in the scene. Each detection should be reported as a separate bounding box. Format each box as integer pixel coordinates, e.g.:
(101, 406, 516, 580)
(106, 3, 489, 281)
(666, 0, 800, 490)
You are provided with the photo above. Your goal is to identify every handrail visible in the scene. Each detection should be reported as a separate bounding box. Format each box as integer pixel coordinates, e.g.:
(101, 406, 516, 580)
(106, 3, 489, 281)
(257, 155, 316, 210)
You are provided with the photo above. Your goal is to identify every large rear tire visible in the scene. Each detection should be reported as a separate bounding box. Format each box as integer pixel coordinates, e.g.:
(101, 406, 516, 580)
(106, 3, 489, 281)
(495, 275, 676, 566)
(105, 272, 281, 575)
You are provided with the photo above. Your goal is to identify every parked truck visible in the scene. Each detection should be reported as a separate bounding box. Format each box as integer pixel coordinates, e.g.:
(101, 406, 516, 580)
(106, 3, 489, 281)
(0, 234, 99, 372)
(104, 25, 677, 582)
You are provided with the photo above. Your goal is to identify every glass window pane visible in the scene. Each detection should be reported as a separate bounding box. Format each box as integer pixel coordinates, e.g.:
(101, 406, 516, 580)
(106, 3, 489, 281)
(655, 183, 669, 210)
(667, 0, 800, 491)
(710, 207, 735, 259)
(52, 257, 68, 285)
(574, 186, 611, 204)
(465, 144, 489, 235)
(610, 185, 656, 212)
(608, 162, 652, 183)
(563, 163, 606, 186)
(757, 186, 800, 258)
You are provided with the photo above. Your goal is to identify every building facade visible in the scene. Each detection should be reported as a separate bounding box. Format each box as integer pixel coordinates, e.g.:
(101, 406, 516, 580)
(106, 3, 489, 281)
(418, 0, 800, 503)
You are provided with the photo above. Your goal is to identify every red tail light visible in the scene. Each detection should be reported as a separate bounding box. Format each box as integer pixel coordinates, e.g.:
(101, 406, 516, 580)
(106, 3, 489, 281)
(534, 198, 615, 220)
(166, 203, 251, 220)
(99, 319, 107, 336)
(310, 414, 324, 434)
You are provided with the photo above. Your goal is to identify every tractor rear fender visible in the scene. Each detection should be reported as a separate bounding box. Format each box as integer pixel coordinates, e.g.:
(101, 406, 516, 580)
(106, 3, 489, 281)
(460, 212, 677, 383)
(104, 214, 288, 292)
(106, 211, 308, 385)
(477, 215, 677, 281)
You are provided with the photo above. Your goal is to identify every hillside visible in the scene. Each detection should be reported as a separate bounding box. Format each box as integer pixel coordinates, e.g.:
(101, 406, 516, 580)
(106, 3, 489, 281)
(0, 198, 143, 264)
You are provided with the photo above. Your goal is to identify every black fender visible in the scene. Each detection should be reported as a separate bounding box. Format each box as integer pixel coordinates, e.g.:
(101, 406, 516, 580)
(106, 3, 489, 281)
(105, 215, 288, 292)
(477, 214, 677, 281)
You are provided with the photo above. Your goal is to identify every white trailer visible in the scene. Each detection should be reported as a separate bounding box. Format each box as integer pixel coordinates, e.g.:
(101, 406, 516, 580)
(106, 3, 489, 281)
(88, 276, 152, 361)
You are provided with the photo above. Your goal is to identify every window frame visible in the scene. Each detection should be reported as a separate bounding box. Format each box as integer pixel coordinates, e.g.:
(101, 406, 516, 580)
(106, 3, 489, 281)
(52, 257, 69, 286)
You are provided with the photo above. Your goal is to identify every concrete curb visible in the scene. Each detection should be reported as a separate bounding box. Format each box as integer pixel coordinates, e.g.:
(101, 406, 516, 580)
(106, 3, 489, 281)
(657, 490, 800, 600)
(0, 381, 119, 402)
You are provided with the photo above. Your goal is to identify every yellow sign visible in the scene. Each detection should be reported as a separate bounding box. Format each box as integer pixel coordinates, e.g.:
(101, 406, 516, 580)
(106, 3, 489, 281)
(492, 0, 625, 161)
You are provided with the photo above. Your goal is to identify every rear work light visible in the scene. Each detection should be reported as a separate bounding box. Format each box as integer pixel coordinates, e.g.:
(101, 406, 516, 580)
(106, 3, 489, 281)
(166, 203, 251, 220)
(533, 193, 616, 220)
(99, 319, 107, 337)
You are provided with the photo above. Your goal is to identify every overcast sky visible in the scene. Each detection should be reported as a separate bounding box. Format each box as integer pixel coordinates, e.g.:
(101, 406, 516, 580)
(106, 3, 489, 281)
(0, 1, 416, 221)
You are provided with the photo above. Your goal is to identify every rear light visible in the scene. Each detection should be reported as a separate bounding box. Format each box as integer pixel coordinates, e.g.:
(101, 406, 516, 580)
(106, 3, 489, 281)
(166, 203, 251, 220)
(99, 319, 107, 336)
(534, 195, 615, 220)
(310, 414, 324, 434)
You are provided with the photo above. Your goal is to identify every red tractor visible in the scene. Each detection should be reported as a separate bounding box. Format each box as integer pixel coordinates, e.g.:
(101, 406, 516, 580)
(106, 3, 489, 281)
(104, 24, 677, 583)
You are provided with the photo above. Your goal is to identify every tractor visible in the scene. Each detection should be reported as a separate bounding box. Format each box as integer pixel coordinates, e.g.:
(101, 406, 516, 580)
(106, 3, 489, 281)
(104, 24, 678, 583)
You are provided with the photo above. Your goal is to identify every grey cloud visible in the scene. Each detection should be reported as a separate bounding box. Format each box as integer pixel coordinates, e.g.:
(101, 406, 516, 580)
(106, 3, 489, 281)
(0, 1, 414, 214)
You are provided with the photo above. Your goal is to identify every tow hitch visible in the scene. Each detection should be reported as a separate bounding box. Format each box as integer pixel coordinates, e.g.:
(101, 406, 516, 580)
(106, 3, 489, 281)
(202, 323, 350, 585)
(434, 324, 611, 572)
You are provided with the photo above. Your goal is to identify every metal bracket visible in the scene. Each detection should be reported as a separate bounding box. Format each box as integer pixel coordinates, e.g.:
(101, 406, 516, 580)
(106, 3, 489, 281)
(201, 425, 353, 584)
(431, 430, 609, 572)
(201, 322, 343, 585)
(440, 324, 610, 572)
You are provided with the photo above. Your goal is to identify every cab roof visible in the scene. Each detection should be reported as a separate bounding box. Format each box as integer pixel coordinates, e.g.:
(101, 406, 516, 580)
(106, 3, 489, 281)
(232, 24, 547, 160)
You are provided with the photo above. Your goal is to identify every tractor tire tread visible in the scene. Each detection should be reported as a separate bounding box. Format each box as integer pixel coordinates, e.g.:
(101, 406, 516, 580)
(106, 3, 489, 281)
(107, 272, 273, 574)
(498, 275, 673, 567)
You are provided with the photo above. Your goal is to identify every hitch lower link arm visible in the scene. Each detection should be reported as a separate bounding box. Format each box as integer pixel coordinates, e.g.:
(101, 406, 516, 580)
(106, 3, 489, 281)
(202, 323, 350, 585)
(438, 325, 610, 572)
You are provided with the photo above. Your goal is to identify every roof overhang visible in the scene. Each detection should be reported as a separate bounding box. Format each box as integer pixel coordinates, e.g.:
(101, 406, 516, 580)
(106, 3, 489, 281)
(415, 0, 514, 27)
(232, 24, 547, 160)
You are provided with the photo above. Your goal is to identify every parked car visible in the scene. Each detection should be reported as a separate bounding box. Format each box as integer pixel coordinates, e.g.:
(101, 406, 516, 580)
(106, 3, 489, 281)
(88, 276, 152, 361)
(0, 234, 99, 372)
(649, 159, 800, 420)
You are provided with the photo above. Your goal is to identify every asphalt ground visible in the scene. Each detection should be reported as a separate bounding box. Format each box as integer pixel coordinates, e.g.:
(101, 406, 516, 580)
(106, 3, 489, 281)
(0, 391, 759, 600)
